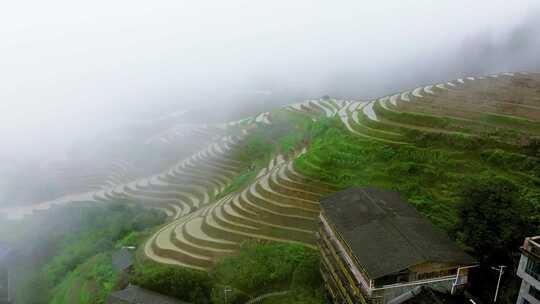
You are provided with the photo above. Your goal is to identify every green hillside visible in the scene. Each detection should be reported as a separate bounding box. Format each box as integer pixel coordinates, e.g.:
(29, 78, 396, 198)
(132, 72, 540, 271)
(15, 72, 538, 271)
(4, 72, 539, 304)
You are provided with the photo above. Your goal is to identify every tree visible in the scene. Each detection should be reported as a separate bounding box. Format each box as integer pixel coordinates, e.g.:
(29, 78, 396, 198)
(455, 175, 540, 303)
(131, 262, 213, 304)
(210, 242, 324, 303)
(456, 174, 538, 265)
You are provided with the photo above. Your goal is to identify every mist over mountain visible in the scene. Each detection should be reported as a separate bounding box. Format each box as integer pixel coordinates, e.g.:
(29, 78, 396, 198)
(1, 1, 540, 207)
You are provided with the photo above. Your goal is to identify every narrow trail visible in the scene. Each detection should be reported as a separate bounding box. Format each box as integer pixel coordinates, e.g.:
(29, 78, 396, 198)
(245, 290, 289, 304)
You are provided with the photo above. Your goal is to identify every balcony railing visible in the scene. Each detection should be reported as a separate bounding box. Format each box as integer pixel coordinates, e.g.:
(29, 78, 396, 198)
(524, 236, 540, 258)
(525, 257, 540, 281)
(372, 274, 457, 291)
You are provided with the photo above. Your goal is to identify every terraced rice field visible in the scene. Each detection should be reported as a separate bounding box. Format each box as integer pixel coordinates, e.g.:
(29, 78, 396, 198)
(324, 72, 540, 146)
(0, 123, 251, 219)
(144, 151, 339, 270)
(6, 71, 539, 270)
(92, 135, 249, 219)
(284, 72, 540, 146)
(42, 124, 225, 197)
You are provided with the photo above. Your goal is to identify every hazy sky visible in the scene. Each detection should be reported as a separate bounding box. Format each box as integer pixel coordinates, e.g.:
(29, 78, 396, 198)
(1, 0, 540, 160)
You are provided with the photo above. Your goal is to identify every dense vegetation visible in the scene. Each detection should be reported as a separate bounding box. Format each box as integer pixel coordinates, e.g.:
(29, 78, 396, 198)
(294, 117, 537, 223)
(2, 199, 324, 304)
(217, 110, 316, 199)
(131, 241, 323, 304)
(3, 100, 540, 304)
(177, 110, 540, 303)
(234, 110, 314, 161)
(131, 260, 214, 304)
(457, 175, 540, 303)
(49, 252, 116, 304)
(457, 175, 539, 265)
(294, 116, 540, 303)
(2, 203, 166, 304)
(210, 242, 323, 304)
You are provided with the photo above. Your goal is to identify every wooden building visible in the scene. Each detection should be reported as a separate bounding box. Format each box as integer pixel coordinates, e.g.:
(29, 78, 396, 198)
(318, 187, 476, 304)
(516, 236, 540, 304)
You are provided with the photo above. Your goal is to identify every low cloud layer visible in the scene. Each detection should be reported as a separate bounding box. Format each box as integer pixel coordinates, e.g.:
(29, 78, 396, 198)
(1, 0, 539, 167)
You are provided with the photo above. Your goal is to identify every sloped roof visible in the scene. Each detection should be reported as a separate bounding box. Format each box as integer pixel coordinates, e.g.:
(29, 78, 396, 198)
(107, 285, 189, 304)
(112, 248, 134, 272)
(320, 187, 476, 279)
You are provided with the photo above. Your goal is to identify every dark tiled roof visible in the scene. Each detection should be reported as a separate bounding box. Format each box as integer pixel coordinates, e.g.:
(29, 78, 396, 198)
(112, 248, 134, 272)
(320, 187, 476, 279)
(107, 285, 190, 304)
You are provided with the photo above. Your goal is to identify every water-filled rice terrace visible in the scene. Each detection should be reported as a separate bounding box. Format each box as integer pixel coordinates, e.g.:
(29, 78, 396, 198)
(16, 72, 540, 270)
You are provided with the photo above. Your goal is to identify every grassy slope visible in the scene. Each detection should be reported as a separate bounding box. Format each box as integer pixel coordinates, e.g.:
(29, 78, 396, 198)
(4, 204, 166, 304)
(217, 110, 315, 199)
(162, 107, 537, 302)
(50, 253, 117, 304)
(47, 227, 165, 304)
(7, 99, 539, 303)
(295, 117, 540, 231)
(210, 242, 324, 304)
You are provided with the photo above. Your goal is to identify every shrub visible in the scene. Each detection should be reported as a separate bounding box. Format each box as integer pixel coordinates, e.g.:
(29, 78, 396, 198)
(455, 174, 539, 264)
(211, 242, 324, 303)
(131, 262, 213, 304)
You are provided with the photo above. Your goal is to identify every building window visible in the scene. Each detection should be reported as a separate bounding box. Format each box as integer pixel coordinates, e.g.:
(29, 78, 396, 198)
(529, 285, 540, 301)
(525, 258, 540, 281)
